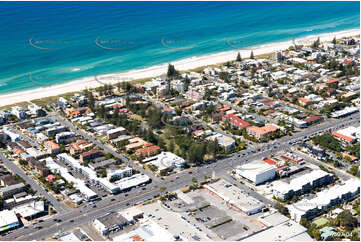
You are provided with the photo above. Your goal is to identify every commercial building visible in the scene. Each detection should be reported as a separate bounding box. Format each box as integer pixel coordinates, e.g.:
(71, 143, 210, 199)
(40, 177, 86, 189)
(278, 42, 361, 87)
(57, 153, 120, 195)
(112, 219, 175, 242)
(332, 126, 359, 144)
(0, 183, 26, 199)
(143, 152, 186, 172)
(243, 215, 312, 241)
(14, 200, 45, 220)
(114, 174, 151, 191)
(0, 210, 19, 232)
(92, 212, 131, 235)
(204, 179, 265, 215)
(331, 106, 358, 118)
(235, 160, 276, 185)
(59, 167, 98, 200)
(273, 170, 333, 200)
(288, 179, 360, 222)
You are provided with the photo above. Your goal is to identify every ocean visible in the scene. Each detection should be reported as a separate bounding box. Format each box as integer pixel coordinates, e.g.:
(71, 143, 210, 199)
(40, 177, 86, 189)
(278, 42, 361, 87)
(0, 1, 359, 94)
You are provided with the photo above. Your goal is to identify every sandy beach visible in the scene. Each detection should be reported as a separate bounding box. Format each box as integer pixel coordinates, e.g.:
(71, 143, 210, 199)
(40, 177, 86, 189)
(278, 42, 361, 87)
(0, 28, 359, 107)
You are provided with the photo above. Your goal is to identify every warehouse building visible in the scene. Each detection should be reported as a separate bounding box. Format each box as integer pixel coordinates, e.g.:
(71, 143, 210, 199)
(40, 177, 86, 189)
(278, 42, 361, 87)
(204, 179, 265, 215)
(93, 212, 130, 235)
(235, 160, 275, 185)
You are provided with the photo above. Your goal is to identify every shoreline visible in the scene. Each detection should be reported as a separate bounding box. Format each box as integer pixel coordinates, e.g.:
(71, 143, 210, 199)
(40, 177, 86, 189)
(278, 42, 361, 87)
(0, 28, 359, 107)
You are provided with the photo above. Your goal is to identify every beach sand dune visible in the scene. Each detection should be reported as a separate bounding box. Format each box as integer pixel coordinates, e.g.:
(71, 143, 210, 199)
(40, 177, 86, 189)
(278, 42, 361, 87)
(0, 29, 359, 107)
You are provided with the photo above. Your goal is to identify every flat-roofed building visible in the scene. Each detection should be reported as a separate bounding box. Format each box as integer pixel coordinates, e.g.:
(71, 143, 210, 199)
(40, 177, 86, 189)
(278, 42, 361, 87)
(0, 210, 19, 232)
(204, 179, 265, 215)
(331, 106, 358, 118)
(14, 200, 45, 221)
(26, 147, 48, 159)
(235, 160, 276, 185)
(80, 149, 102, 162)
(288, 179, 360, 222)
(332, 126, 359, 144)
(107, 167, 133, 180)
(243, 217, 311, 241)
(92, 212, 130, 235)
(273, 170, 333, 200)
(0, 183, 26, 199)
(106, 127, 127, 140)
(235, 160, 275, 185)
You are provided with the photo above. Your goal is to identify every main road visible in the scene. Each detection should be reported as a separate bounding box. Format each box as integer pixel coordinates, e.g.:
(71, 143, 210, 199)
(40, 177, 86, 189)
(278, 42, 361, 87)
(2, 111, 358, 241)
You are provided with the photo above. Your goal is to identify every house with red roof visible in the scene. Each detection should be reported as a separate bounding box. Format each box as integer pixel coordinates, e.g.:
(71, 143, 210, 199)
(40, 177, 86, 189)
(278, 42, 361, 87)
(327, 79, 339, 85)
(298, 97, 313, 107)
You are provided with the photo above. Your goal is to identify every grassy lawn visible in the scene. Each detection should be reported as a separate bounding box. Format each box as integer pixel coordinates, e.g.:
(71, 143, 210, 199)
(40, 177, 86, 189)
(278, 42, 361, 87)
(312, 217, 329, 228)
(0, 101, 32, 110)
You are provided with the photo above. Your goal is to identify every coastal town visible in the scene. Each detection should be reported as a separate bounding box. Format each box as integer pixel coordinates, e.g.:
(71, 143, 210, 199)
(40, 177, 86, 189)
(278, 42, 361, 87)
(0, 35, 359, 241)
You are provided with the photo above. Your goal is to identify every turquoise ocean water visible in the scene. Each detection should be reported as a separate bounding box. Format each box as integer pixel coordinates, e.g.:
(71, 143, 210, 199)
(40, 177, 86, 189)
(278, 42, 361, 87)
(0, 1, 359, 94)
